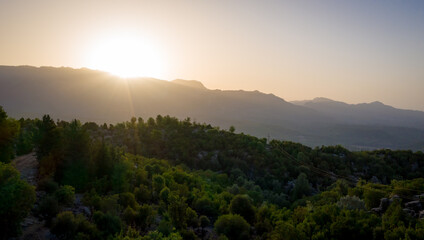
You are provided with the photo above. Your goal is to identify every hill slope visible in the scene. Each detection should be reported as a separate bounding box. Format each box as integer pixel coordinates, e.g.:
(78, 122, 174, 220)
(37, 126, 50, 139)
(1, 65, 423, 150)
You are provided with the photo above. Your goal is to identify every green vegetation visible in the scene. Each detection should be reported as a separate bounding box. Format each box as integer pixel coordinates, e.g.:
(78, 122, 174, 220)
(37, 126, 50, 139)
(0, 162, 36, 239)
(0, 107, 424, 239)
(0, 106, 20, 163)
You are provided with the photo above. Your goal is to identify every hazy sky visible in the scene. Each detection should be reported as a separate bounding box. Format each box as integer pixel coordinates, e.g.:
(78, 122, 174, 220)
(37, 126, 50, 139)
(1, 0, 424, 110)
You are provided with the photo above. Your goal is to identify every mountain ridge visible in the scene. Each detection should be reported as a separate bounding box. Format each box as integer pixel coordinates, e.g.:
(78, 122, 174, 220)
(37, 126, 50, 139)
(1, 65, 423, 150)
(291, 97, 424, 130)
(172, 79, 207, 89)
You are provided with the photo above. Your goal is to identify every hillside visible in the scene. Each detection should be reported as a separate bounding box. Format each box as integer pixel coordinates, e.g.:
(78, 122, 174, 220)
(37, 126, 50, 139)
(1, 106, 424, 240)
(1, 65, 424, 150)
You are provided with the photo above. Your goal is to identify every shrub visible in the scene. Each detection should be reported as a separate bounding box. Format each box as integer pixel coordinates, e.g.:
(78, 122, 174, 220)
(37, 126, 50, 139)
(118, 192, 138, 209)
(214, 214, 250, 240)
(337, 195, 365, 210)
(55, 185, 75, 206)
(51, 211, 99, 240)
(38, 177, 59, 193)
(36, 195, 59, 220)
(93, 211, 122, 237)
(0, 163, 36, 238)
(229, 195, 256, 224)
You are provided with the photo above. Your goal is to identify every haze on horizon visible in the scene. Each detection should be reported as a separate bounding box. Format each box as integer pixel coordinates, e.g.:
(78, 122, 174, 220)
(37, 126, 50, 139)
(1, 0, 423, 111)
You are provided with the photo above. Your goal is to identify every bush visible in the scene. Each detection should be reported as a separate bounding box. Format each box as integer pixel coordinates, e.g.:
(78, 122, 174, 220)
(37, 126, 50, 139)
(123, 206, 137, 225)
(160, 187, 170, 203)
(186, 207, 199, 228)
(153, 175, 165, 195)
(93, 211, 122, 237)
(134, 185, 152, 203)
(38, 177, 59, 193)
(51, 211, 99, 240)
(36, 195, 59, 220)
(51, 211, 78, 240)
(291, 173, 310, 201)
(214, 214, 250, 240)
(55, 185, 75, 206)
(0, 163, 36, 238)
(229, 195, 256, 224)
(194, 196, 218, 218)
(137, 204, 156, 231)
(180, 229, 198, 240)
(199, 215, 210, 229)
(0, 107, 19, 163)
(337, 195, 365, 210)
(118, 192, 138, 209)
(157, 220, 173, 237)
(99, 194, 121, 215)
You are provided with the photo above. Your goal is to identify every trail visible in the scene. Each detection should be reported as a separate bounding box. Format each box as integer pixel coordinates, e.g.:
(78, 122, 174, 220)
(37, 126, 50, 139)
(12, 153, 50, 240)
(12, 153, 37, 185)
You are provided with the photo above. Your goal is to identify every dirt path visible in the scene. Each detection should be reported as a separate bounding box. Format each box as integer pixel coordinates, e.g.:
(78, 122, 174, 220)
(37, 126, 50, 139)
(12, 153, 50, 240)
(12, 153, 37, 185)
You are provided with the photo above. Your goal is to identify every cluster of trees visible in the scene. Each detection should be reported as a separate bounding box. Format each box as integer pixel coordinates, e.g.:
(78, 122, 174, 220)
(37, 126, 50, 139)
(0, 107, 36, 239)
(0, 107, 424, 239)
(91, 116, 424, 188)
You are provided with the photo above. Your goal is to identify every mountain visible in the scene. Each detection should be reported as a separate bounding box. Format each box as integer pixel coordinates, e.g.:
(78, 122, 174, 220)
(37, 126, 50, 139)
(172, 79, 207, 89)
(292, 97, 424, 129)
(1, 65, 424, 150)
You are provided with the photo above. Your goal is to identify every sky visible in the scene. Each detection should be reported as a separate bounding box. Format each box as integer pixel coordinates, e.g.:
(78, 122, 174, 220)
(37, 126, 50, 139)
(1, 0, 424, 110)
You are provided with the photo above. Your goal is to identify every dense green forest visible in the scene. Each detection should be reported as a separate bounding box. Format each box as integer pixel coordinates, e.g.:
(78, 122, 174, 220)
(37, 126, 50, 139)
(1, 105, 424, 240)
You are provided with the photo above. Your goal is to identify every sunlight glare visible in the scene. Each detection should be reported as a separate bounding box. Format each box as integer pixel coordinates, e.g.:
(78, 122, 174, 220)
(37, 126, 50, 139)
(86, 35, 165, 78)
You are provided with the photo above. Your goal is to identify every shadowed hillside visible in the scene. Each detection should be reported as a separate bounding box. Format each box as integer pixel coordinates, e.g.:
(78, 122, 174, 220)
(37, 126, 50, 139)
(1, 65, 424, 150)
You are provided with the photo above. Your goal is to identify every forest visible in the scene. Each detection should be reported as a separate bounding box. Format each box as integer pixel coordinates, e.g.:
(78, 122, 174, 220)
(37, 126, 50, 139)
(1, 105, 424, 240)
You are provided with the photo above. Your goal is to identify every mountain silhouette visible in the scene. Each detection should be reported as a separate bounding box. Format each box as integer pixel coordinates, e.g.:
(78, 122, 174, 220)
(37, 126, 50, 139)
(1, 65, 423, 150)
(292, 97, 424, 129)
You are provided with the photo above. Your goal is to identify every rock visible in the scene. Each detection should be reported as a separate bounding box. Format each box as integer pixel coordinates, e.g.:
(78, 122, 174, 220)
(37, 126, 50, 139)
(348, 175, 359, 183)
(80, 206, 91, 216)
(403, 208, 416, 217)
(36, 191, 47, 200)
(284, 180, 296, 192)
(405, 201, 422, 212)
(372, 196, 402, 215)
(20, 216, 39, 228)
(419, 210, 424, 219)
(390, 195, 400, 202)
(75, 193, 84, 205)
(370, 176, 381, 184)
(414, 194, 424, 200)
(379, 198, 391, 212)
(371, 207, 382, 214)
(411, 162, 419, 171)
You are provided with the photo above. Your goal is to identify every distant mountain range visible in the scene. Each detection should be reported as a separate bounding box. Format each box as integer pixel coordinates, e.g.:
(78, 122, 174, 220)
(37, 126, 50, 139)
(1, 65, 423, 151)
(291, 97, 424, 129)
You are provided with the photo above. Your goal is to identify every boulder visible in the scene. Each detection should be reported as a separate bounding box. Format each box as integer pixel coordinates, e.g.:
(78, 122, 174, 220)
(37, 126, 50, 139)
(414, 194, 424, 200)
(379, 198, 391, 212)
(370, 176, 381, 184)
(419, 210, 424, 219)
(390, 195, 400, 202)
(405, 201, 422, 212)
(403, 208, 416, 218)
(371, 207, 382, 214)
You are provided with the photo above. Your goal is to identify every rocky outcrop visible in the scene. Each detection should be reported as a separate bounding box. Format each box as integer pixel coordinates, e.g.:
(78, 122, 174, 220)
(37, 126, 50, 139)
(403, 200, 423, 218)
(419, 210, 424, 219)
(371, 196, 398, 214)
(371, 195, 424, 218)
(405, 201, 422, 212)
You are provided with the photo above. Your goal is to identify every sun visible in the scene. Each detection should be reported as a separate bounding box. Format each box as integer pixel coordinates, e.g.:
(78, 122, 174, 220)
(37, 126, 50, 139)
(86, 35, 165, 78)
